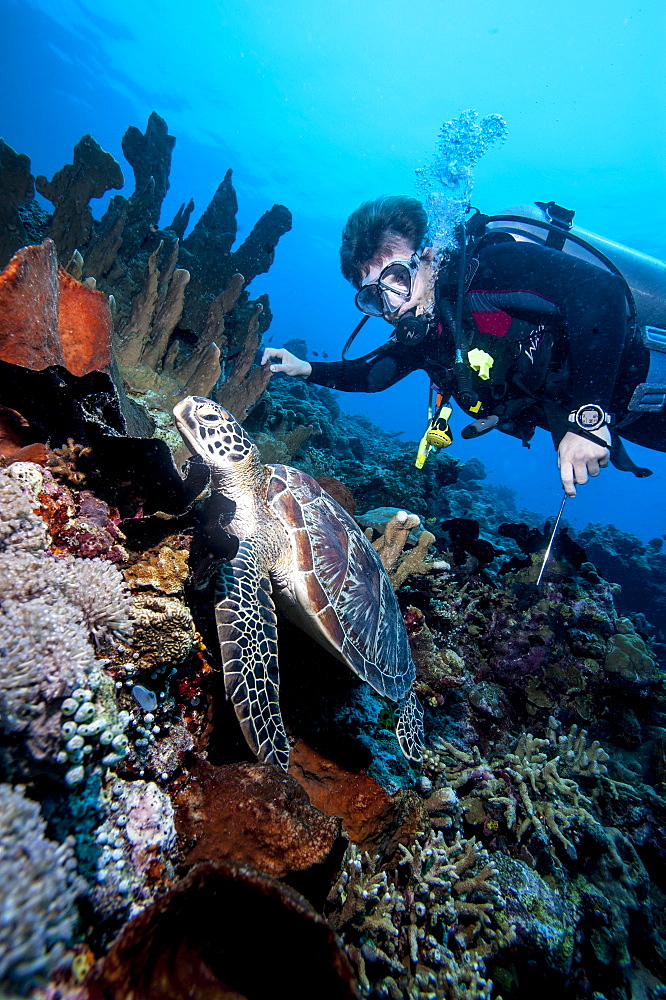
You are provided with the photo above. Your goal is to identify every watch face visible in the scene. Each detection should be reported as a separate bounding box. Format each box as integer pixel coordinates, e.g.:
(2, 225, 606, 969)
(577, 405, 604, 430)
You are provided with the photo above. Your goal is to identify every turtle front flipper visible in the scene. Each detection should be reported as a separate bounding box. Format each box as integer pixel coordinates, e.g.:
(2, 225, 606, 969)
(215, 539, 290, 771)
(395, 689, 425, 763)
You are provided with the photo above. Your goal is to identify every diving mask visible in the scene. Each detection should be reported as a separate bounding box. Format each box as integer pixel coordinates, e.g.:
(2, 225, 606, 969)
(355, 254, 421, 317)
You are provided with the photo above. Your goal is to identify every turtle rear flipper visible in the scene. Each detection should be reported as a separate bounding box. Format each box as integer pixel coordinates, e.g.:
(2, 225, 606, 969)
(215, 540, 290, 771)
(395, 689, 425, 763)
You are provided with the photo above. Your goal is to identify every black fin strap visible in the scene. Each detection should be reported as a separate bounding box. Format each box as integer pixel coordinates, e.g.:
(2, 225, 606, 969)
(609, 433, 653, 478)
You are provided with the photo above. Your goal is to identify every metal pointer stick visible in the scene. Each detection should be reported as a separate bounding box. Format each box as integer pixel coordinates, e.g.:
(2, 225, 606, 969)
(536, 492, 568, 587)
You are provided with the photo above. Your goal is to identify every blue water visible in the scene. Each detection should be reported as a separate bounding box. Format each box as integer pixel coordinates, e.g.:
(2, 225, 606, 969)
(4, 0, 666, 539)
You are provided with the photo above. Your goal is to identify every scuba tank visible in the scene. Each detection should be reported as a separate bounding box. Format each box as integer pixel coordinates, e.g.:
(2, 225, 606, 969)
(484, 201, 666, 332)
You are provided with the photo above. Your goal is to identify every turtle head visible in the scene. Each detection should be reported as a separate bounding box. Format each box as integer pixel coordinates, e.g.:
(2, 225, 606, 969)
(173, 396, 258, 471)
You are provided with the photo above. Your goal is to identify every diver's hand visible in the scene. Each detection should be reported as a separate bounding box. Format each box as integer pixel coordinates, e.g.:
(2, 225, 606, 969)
(261, 347, 312, 378)
(558, 427, 611, 497)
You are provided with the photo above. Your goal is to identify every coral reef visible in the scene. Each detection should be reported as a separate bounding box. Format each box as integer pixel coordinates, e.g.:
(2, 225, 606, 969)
(0, 784, 86, 993)
(577, 521, 666, 645)
(1, 114, 291, 437)
(2, 115, 666, 1000)
(326, 830, 515, 999)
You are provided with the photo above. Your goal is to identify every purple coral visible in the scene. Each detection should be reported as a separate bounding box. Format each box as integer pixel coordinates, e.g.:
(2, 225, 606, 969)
(0, 784, 86, 991)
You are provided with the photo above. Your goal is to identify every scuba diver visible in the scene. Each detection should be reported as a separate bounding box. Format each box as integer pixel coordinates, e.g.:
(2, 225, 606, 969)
(262, 196, 666, 496)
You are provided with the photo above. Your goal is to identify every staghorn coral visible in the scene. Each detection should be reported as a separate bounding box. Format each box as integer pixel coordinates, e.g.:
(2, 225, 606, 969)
(327, 830, 515, 999)
(426, 718, 610, 861)
(0, 784, 86, 993)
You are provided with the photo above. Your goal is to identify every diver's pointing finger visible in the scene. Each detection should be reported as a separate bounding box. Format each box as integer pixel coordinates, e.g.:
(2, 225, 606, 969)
(560, 462, 577, 498)
(573, 460, 588, 487)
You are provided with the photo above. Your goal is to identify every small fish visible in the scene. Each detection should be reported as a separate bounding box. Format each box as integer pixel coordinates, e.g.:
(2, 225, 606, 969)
(323, 351, 328, 358)
(312, 351, 319, 356)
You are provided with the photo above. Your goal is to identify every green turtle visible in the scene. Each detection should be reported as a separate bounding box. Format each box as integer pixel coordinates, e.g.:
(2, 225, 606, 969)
(173, 395, 424, 771)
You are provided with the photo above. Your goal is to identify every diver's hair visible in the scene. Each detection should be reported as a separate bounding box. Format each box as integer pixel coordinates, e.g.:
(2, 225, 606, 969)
(340, 196, 429, 288)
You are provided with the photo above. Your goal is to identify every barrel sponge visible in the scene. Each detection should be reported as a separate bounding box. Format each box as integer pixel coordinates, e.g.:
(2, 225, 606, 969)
(0, 784, 86, 991)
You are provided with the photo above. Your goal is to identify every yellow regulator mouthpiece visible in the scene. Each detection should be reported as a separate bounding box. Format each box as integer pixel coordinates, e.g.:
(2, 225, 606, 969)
(468, 348, 494, 380)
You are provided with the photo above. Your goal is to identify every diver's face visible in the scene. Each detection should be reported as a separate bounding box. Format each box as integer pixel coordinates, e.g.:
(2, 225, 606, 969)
(360, 238, 435, 323)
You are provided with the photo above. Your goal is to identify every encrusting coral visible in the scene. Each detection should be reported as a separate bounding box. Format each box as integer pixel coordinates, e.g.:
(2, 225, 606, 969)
(0, 784, 86, 993)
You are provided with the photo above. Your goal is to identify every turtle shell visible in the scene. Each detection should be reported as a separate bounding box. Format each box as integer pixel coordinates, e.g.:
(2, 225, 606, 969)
(266, 465, 415, 703)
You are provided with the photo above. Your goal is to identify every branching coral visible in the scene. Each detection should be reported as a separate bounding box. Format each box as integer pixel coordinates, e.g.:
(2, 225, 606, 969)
(327, 831, 514, 999)
(425, 719, 610, 861)
(0, 784, 86, 992)
(365, 509, 449, 591)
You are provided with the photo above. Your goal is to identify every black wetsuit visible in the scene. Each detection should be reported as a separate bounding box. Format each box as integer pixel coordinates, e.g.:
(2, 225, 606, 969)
(307, 239, 664, 457)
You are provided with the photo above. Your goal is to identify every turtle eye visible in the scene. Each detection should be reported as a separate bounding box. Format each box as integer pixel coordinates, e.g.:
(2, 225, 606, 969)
(200, 413, 222, 424)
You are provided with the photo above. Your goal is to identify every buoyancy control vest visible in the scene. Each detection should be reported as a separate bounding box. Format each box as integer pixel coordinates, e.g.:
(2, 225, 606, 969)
(483, 201, 666, 414)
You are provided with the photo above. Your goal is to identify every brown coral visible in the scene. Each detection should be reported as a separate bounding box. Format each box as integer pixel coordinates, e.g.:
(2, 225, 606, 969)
(123, 539, 189, 594)
(129, 593, 195, 666)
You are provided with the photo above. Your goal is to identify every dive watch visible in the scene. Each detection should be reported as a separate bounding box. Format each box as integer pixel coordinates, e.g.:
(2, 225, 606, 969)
(567, 404, 612, 432)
